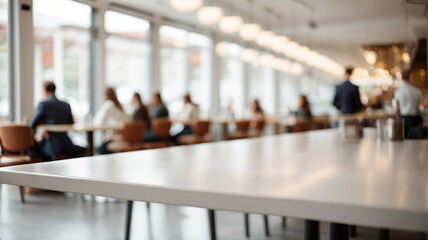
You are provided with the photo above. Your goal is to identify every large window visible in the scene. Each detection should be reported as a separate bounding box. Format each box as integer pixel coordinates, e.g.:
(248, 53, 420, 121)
(160, 25, 211, 117)
(0, 0, 8, 119)
(33, 0, 91, 117)
(105, 11, 151, 108)
(249, 65, 274, 115)
(219, 42, 244, 118)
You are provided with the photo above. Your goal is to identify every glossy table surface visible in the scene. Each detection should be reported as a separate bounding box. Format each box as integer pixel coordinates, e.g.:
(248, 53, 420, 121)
(0, 129, 427, 232)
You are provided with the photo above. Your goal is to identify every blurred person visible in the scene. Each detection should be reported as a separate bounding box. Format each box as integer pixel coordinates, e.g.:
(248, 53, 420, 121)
(131, 92, 150, 125)
(332, 67, 364, 114)
(249, 99, 265, 119)
(95, 87, 128, 154)
(30, 81, 86, 161)
(296, 95, 312, 119)
(172, 94, 200, 142)
(145, 92, 169, 142)
(394, 71, 425, 138)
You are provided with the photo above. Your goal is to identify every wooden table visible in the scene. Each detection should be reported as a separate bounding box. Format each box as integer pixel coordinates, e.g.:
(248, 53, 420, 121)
(0, 129, 427, 240)
(38, 124, 122, 155)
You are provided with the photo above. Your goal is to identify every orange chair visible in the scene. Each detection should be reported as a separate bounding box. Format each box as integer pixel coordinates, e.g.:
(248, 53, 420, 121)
(0, 124, 41, 203)
(141, 118, 172, 149)
(227, 119, 251, 140)
(249, 118, 266, 138)
(108, 121, 147, 153)
(292, 119, 310, 133)
(178, 120, 211, 145)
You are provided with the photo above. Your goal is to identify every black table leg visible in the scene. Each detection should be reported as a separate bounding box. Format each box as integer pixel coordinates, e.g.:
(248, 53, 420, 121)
(87, 131, 94, 156)
(282, 217, 287, 230)
(379, 229, 389, 240)
(19, 186, 25, 203)
(330, 223, 349, 240)
(244, 213, 250, 237)
(305, 220, 319, 240)
(350, 225, 357, 237)
(125, 201, 133, 240)
(263, 215, 270, 237)
(208, 209, 216, 240)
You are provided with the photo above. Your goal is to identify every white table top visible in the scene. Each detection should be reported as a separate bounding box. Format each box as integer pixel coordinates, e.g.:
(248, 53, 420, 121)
(38, 124, 122, 132)
(0, 129, 427, 232)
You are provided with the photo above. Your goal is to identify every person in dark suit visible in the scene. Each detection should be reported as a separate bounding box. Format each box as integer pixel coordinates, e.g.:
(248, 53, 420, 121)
(29, 81, 86, 161)
(332, 68, 364, 114)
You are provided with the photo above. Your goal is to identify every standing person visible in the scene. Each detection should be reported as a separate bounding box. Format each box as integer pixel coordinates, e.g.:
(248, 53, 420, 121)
(332, 68, 364, 114)
(95, 87, 128, 154)
(145, 92, 169, 142)
(296, 95, 312, 119)
(394, 71, 424, 138)
(173, 94, 200, 140)
(30, 81, 86, 161)
(131, 92, 150, 125)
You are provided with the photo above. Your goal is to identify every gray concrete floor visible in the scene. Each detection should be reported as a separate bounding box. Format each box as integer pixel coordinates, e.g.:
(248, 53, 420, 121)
(0, 185, 425, 240)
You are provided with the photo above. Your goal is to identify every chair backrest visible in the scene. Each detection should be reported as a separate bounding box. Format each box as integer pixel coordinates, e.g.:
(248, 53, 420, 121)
(293, 119, 309, 133)
(0, 124, 32, 153)
(152, 118, 172, 140)
(251, 118, 266, 132)
(122, 121, 146, 143)
(192, 120, 211, 137)
(235, 120, 250, 132)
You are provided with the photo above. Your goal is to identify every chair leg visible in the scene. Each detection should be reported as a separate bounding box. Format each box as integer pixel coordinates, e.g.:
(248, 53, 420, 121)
(305, 220, 319, 240)
(282, 217, 287, 230)
(263, 215, 270, 237)
(125, 201, 133, 240)
(244, 213, 250, 237)
(19, 186, 25, 203)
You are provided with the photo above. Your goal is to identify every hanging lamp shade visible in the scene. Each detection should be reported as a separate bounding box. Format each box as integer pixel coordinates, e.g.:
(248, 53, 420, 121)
(197, 6, 224, 25)
(241, 48, 258, 63)
(219, 16, 244, 34)
(270, 35, 289, 53)
(239, 23, 261, 41)
(170, 0, 203, 12)
(255, 31, 275, 47)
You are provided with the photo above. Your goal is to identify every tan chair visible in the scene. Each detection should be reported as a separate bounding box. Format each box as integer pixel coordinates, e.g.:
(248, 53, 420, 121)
(108, 121, 147, 153)
(0, 124, 41, 203)
(227, 119, 250, 140)
(293, 119, 309, 133)
(141, 118, 172, 149)
(249, 118, 266, 138)
(178, 120, 211, 145)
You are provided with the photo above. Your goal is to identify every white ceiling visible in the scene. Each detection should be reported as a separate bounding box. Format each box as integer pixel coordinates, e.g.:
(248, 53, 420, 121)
(104, 0, 427, 68)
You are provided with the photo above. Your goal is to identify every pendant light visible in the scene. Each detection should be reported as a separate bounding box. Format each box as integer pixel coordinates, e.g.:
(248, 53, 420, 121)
(219, 1, 243, 34)
(239, 0, 261, 41)
(170, 0, 203, 12)
(197, 0, 224, 25)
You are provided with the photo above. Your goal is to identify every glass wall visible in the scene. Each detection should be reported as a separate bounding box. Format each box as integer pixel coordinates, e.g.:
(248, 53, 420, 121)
(33, 0, 91, 117)
(0, 0, 8, 119)
(219, 42, 244, 118)
(105, 11, 151, 108)
(248, 65, 274, 115)
(279, 73, 300, 115)
(160, 25, 211, 117)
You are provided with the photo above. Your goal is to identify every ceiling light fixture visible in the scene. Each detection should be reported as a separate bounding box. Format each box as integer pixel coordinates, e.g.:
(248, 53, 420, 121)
(170, 0, 203, 12)
(219, 16, 244, 33)
(197, 6, 224, 25)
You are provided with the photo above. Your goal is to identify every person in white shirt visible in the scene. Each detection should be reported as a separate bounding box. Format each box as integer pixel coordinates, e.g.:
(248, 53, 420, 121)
(95, 87, 128, 154)
(172, 94, 199, 142)
(394, 71, 424, 137)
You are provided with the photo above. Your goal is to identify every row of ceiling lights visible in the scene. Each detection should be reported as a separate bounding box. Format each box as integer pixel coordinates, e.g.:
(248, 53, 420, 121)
(170, 0, 345, 76)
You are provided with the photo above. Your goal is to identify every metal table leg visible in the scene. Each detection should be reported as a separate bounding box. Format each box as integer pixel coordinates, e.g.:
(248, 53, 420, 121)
(379, 229, 389, 240)
(350, 225, 357, 237)
(330, 223, 349, 240)
(244, 213, 250, 237)
(282, 217, 287, 230)
(208, 209, 216, 240)
(125, 201, 133, 240)
(305, 220, 319, 240)
(86, 131, 94, 156)
(263, 215, 270, 237)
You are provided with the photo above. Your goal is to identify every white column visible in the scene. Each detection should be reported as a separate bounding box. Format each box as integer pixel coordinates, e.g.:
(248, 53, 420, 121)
(209, 33, 221, 118)
(53, 31, 64, 97)
(10, 0, 34, 122)
(90, 2, 107, 114)
(151, 14, 161, 93)
(242, 62, 250, 114)
(273, 70, 280, 115)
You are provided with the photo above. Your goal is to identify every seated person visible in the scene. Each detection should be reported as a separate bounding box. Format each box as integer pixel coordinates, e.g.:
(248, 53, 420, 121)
(145, 92, 169, 142)
(296, 95, 312, 119)
(131, 92, 150, 124)
(29, 81, 86, 161)
(95, 88, 128, 154)
(248, 99, 265, 130)
(172, 94, 200, 142)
